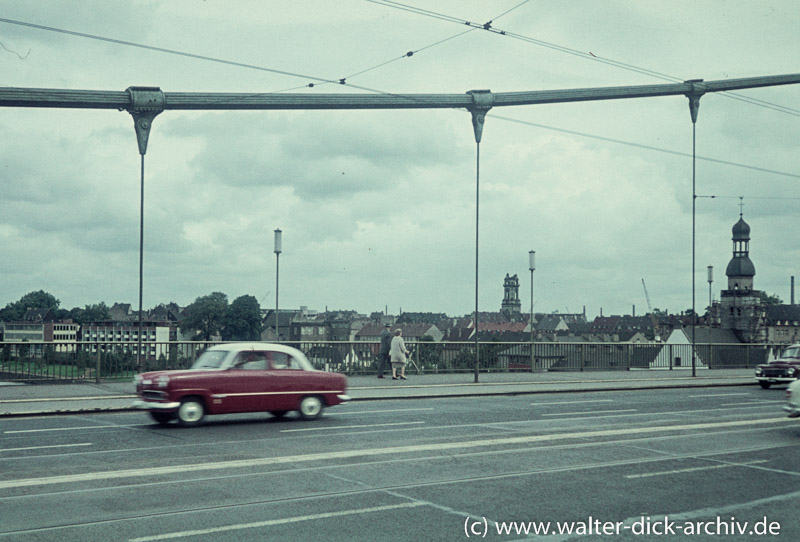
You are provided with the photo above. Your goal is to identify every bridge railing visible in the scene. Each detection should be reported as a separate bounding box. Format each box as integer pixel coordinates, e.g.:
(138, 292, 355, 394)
(0, 340, 778, 382)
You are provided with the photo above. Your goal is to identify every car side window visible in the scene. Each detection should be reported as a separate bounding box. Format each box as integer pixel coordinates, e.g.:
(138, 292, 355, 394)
(233, 352, 268, 370)
(270, 352, 289, 369)
(269, 352, 303, 370)
(286, 355, 303, 370)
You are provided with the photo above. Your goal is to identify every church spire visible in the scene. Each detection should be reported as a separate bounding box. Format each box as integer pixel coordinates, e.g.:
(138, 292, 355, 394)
(726, 205, 755, 291)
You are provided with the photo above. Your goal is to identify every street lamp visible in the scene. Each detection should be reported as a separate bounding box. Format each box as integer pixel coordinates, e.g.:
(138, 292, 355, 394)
(274, 228, 282, 340)
(707, 265, 713, 330)
(529, 251, 536, 372)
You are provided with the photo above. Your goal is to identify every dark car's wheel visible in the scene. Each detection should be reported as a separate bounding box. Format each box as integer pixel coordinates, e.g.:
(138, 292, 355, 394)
(298, 395, 324, 420)
(759, 381, 772, 389)
(149, 411, 176, 425)
(269, 410, 288, 418)
(177, 397, 205, 426)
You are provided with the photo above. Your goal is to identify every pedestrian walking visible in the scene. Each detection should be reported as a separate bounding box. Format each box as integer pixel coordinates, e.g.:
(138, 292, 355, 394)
(390, 328, 410, 380)
(377, 323, 392, 378)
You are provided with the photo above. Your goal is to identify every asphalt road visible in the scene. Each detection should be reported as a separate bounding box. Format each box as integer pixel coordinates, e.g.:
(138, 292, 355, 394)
(1, 387, 798, 541)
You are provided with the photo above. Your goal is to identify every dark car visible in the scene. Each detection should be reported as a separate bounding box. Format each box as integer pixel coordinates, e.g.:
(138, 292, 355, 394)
(755, 344, 800, 389)
(133, 343, 349, 426)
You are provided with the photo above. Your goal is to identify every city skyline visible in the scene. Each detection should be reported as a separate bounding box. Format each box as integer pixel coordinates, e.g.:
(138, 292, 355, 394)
(1, 1, 798, 318)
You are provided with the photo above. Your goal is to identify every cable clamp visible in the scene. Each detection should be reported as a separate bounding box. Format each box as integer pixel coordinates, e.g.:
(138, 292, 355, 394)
(467, 89, 493, 143)
(684, 79, 706, 124)
(125, 86, 164, 155)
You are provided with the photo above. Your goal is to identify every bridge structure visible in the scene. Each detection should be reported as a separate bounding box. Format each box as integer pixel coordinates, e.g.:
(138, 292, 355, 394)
(2, 73, 799, 380)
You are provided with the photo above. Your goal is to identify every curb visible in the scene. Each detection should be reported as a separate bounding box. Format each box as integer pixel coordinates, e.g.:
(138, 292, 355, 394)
(0, 379, 758, 418)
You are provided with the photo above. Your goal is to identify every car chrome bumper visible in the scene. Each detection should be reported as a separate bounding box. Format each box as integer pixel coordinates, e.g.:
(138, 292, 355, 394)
(337, 394, 351, 402)
(755, 376, 796, 384)
(132, 400, 180, 411)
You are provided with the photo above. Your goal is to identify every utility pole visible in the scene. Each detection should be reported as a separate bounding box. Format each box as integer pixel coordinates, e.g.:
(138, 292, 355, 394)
(274, 229, 282, 340)
(529, 251, 536, 372)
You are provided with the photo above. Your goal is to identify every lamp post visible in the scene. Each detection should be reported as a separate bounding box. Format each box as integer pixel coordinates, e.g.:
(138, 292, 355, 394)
(707, 265, 713, 330)
(529, 251, 536, 372)
(274, 229, 282, 340)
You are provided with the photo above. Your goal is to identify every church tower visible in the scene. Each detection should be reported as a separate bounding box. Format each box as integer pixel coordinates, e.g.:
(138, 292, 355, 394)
(501, 273, 522, 315)
(718, 210, 766, 342)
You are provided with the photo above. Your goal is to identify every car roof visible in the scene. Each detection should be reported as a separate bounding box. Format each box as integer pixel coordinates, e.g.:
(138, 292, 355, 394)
(205, 342, 304, 356)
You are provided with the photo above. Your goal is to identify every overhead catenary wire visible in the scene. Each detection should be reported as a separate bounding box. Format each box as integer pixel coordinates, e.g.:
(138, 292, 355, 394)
(0, 16, 797, 181)
(0, 17, 339, 87)
(2, 11, 796, 117)
(494, 114, 800, 180)
(311, 1, 529, 91)
(697, 195, 800, 200)
(366, 0, 800, 118)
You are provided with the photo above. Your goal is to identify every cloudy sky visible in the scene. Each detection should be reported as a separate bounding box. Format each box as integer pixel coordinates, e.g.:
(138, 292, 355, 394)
(1, 1, 798, 319)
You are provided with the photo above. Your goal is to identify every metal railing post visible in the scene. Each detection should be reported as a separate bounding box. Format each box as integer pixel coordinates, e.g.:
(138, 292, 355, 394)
(96, 347, 101, 383)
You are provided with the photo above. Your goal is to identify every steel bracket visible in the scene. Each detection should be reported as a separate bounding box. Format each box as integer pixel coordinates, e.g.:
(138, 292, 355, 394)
(684, 79, 706, 124)
(125, 86, 164, 155)
(467, 89, 494, 143)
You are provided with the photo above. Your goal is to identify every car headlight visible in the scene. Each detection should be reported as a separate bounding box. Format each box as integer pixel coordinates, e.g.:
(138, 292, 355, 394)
(788, 368, 797, 376)
(155, 375, 170, 388)
(755, 369, 763, 376)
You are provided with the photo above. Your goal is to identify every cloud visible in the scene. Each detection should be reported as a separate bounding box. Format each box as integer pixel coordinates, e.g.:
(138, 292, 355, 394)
(0, 1, 798, 316)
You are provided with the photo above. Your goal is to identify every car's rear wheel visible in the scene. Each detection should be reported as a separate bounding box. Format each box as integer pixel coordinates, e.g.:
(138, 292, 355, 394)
(177, 398, 205, 426)
(269, 410, 288, 418)
(759, 381, 772, 389)
(149, 411, 176, 425)
(298, 395, 324, 420)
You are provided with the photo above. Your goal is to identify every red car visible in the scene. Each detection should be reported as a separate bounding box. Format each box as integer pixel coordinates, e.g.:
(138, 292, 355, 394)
(133, 343, 350, 426)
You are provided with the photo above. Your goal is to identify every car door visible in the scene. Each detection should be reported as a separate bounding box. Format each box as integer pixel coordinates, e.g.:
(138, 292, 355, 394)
(263, 351, 307, 412)
(215, 351, 272, 413)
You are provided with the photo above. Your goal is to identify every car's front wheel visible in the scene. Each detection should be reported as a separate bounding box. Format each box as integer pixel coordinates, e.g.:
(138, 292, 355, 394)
(298, 395, 324, 420)
(149, 411, 176, 425)
(177, 397, 205, 426)
(759, 381, 772, 389)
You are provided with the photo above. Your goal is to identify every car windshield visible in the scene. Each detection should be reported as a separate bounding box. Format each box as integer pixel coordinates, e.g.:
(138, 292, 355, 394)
(192, 350, 229, 369)
(781, 346, 800, 359)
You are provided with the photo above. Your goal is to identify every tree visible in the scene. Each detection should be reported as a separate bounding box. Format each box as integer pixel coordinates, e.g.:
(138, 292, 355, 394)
(223, 295, 263, 341)
(0, 290, 60, 321)
(758, 292, 783, 305)
(75, 302, 111, 324)
(180, 292, 229, 341)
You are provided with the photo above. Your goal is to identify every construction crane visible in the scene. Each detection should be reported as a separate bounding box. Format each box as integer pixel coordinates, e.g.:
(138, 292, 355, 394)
(641, 279, 652, 312)
(641, 279, 661, 341)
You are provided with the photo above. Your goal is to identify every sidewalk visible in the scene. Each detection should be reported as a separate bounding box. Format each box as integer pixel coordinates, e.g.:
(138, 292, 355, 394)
(0, 369, 758, 417)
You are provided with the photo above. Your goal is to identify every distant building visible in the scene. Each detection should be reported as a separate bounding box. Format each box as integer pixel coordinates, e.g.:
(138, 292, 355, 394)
(1, 308, 78, 356)
(718, 213, 767, 342)
(501, 274, 522, 315)
(765, 305, 800, 345)
(396, 312, 448, 325)
(80, 319, 171, 359)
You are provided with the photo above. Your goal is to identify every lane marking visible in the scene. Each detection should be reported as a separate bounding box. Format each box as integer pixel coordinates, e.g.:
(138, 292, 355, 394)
(347, 375, 751, 390)
(542, 409, 637, 416)
(626, 459, 769, 479)
(0, 416, 793, 490)
(0, 395, 133, 404)
(531, 399, 614, 406)
(1, 443, 92, 453)
(335, 408, 434, 415)
(689, 393, 751, 398)
(5, 424, 139, 434)
(128, 501, 426, 541)
(720, 401, 783, 406)
(281, 421, 425, 433)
